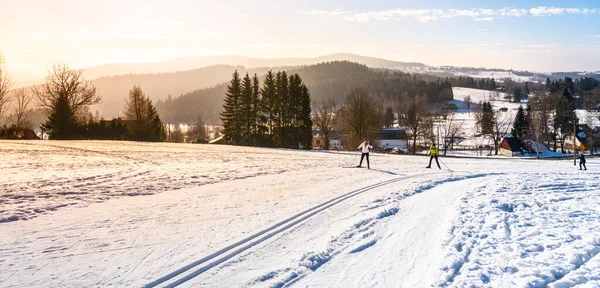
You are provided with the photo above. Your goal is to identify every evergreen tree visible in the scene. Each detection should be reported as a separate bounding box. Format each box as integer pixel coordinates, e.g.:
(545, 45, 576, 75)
(287, 74, 303, 147)
(251, 74, 261, 137)
(43, 95, 78, 139)
(221, 70, 242, 144)
(511, 105, 526, 138)
(480, 101, 495, 135)
(239, 73, 253, 144)
(524, 103, 531, 137)
(260, 71, 276, 136)
(299, 84, 313, 149)
(146, 99, 166, 142)
(273, 71, 289, 147)
(383, 106, 395, 128)
(513, 87, 523, 103)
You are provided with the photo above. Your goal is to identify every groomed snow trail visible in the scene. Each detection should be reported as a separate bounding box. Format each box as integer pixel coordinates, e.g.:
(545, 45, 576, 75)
(145, 173, 433, 287)
(184, 173, 490, 287)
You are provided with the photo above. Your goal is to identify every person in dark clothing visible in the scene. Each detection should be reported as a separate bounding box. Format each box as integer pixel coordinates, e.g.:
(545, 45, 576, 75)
(579, 152, 587, 170)
(357, 138, 373, 169)
(426, 143, 441, 169)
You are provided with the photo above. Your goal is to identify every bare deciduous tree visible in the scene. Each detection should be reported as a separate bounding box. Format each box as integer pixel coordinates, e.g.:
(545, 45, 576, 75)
(398, 95, 429, 154)
(0, 53, 13, 123)
(32, 64, 100, 117)
(488, 111, 513, 156)
(312, 99, 340, 150)
(463, 95, 472, 113)
(528, 96, 548, 159)
(342, 88, 380, 148)
(440, 112, 465, 155)
(13, 88, 32, 128)
(124, 85, 149, 141)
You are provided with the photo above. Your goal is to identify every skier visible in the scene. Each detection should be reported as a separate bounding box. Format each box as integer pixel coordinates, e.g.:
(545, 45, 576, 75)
(356, 138, 373, 169)
(579, 152, 587, 170)
(426, 143, 441, 169)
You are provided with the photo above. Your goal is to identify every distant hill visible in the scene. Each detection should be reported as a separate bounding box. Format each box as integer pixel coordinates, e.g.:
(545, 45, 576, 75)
(155, 61, 452, 125)
(89, 65, 273, 117)
(82, 53, 427, 80)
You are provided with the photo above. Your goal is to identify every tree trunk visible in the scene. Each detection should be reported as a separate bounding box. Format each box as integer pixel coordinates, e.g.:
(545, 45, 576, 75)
(324, 133, 330, 151)
(412, 135, 417, 155)
(494, 139, 499, 155)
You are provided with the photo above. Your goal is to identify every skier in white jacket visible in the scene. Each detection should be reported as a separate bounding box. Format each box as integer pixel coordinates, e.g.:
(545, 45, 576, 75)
(356, 138, 373, 169)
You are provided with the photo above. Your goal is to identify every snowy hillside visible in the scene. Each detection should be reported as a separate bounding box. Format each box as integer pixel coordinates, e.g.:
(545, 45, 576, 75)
(1, 141, 600, 287)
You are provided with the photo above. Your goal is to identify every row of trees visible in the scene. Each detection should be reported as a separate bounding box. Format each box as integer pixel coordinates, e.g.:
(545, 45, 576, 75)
(221, 70, 312, 149)
(311, 88, 467, 155)
(0, 54, 38, 138)
(0, 52, 166, 141)
(448, 76, 497, 91)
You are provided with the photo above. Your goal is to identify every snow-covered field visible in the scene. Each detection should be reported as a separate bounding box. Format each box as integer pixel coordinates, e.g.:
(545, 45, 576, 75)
(1, 141, 600, 287)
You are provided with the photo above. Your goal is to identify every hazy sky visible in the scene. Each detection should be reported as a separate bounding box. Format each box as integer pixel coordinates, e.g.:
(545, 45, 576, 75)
(1, 0, 600, 81)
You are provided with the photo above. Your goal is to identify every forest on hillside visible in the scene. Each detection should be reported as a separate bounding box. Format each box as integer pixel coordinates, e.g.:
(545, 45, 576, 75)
(155, 61, 454, 124)
(90, 65, 271, 117)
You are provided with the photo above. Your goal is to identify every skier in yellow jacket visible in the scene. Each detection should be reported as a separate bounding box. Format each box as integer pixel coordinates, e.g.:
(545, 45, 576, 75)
(426, 143, 441, 169)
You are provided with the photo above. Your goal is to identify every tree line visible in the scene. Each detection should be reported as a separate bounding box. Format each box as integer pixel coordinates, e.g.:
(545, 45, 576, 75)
(448, 76, 497, 91)
(221, 70, 312, 149)
(0, 55, 166, 141)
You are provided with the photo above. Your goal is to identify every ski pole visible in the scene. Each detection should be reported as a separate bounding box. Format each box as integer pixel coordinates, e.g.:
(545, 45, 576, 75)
(439, 157, 450, 170)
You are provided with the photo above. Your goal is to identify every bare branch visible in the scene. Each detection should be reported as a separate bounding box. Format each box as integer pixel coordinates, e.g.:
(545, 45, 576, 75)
(0, 54, 14, 123)
(32, 64, 100, 118)
(13, 88, 32, 128)
(312, 99, 340, 150)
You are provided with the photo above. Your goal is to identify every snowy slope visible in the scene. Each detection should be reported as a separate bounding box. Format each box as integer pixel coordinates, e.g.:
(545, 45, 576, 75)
(1, 141, 600, 287)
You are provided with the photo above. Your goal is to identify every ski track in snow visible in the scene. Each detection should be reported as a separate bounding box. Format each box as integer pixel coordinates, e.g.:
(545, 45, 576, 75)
(145, 172, 444, 288)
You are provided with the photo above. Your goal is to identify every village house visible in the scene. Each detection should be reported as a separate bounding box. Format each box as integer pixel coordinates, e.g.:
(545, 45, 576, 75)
(499, 137, 524, 157)
(564, 124, 593, 153)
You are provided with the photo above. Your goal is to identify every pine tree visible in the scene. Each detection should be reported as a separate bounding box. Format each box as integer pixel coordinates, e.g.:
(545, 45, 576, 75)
(239, 73, 253, 144)
(524, 104, 531, 138)
(221, 71, 242, 144)
(299, 84, 313, 149)
(383, 107, 395, 128)
(251, 74, 261, 137)
(480, 101, 495, 135)
(513, 87, 523, 103)
(511, 105, 525, 138)
(260, 71, 276, 136)
(146, 99, 166, 142)
(273, 71, 289, 147)
(43, 95, 78, 139)
(287, 74, 303, 147)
